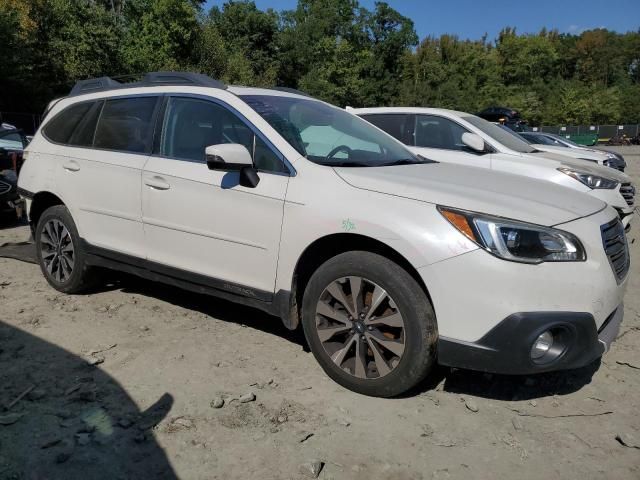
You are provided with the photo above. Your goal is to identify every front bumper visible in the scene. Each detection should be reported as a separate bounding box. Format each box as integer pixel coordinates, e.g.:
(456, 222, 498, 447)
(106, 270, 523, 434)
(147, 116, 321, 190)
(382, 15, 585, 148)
(418, 206, 627, 375)
(437, 306, 623, 374)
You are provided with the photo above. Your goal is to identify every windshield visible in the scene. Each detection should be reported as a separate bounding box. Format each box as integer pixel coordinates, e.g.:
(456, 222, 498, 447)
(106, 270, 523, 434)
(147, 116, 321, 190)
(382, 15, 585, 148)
(239, 95, 422, 167)
(463, 115, 536, 153)
(0, 132, 24, 150)
(549, 134, 579, 147)
(521, 133, 561, 146)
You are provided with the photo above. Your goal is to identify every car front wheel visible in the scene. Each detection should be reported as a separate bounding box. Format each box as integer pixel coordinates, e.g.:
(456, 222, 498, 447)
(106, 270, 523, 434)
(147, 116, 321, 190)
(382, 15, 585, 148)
(301, 251, 437, 397)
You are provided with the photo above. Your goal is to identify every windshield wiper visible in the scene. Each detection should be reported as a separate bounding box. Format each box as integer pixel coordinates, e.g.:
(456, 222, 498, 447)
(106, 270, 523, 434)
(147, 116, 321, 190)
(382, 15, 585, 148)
(380, 157, 435, 166)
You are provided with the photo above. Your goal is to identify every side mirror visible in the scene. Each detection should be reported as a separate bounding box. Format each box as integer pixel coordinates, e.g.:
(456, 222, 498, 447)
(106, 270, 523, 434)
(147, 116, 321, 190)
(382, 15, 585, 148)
(461, 132, 486, 153)
(206, 143, 253, 170)
(205, 143, 259, 188)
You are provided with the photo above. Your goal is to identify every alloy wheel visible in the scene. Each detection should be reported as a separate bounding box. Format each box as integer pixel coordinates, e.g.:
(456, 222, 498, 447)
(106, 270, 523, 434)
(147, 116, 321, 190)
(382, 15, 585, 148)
(315, 276, 406, 379)
(40, 219, 75, 283)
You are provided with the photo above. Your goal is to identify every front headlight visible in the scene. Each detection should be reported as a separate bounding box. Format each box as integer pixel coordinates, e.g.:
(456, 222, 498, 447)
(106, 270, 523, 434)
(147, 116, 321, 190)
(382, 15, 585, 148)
(438, 207, 586, 264)
(558, 167, 619, 189)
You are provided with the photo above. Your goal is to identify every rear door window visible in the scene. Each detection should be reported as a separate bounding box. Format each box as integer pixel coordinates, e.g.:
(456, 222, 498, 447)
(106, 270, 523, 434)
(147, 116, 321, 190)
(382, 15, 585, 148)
(44, 102, 95, 144)
(94, 97, 158, 153)
(359, 114, 413, 145)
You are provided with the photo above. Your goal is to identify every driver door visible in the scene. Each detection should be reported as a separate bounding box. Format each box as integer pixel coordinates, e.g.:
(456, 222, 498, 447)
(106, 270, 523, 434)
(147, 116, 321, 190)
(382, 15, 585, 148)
(142, 96, 290, 295)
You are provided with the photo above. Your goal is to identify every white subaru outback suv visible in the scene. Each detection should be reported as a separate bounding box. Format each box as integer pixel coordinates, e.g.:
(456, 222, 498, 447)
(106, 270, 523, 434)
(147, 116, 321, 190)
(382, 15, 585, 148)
(351, 107, 635, 232)
(18, 73, 629, 397)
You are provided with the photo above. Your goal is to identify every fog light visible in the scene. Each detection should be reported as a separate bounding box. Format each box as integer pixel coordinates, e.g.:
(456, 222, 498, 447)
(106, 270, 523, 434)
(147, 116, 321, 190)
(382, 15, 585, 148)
(531, 331, 554, 360)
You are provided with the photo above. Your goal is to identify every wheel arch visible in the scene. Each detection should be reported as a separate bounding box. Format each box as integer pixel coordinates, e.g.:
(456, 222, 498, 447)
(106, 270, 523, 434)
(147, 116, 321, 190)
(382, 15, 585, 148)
(29, 191, 66, 234)
(284, 233, 431, 330)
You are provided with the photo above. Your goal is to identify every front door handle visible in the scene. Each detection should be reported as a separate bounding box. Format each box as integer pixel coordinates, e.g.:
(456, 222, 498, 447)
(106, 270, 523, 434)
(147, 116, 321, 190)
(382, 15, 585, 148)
(63, 161, 80, 172)
(145, 177, 171, 191)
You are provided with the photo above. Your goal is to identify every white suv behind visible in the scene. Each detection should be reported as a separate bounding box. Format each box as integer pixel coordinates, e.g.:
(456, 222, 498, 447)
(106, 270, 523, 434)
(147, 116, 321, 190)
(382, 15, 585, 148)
(351, 107, 635, 231)
(19, 73, 629, 397)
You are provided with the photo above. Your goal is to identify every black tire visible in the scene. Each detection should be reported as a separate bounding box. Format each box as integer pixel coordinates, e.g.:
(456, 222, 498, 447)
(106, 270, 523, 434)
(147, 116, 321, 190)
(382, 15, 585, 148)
(301, 251, 437, 397)
(35, 205, 97, 293)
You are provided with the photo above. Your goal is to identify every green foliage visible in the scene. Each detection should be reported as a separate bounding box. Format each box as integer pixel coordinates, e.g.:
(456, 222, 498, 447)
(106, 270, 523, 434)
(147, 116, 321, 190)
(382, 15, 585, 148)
(121, 0, 200, 72)
(197, 1, 280, 85)
(1, 0, 639, 126)
(47, 0, 122, 80)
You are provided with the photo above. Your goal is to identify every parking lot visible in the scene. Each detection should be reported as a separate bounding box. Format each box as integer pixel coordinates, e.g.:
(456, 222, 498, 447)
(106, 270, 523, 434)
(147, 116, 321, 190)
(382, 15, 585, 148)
(1, 147, 639, 480)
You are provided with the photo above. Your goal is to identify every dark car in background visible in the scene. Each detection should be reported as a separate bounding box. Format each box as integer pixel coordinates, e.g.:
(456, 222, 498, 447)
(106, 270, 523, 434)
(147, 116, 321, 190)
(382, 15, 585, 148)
(520, 131, 626, 172)
(0, 127, 28, 219)
(477, 106, 528, 132)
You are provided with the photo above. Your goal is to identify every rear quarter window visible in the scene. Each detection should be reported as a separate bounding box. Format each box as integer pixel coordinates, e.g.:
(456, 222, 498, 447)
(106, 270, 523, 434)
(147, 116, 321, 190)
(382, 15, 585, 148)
(43, 102, 95, 144)
(68, 101, 103, 147)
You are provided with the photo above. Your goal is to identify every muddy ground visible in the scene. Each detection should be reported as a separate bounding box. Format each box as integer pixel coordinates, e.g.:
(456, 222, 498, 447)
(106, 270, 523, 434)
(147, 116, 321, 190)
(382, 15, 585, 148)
(1, 147, 639, 480)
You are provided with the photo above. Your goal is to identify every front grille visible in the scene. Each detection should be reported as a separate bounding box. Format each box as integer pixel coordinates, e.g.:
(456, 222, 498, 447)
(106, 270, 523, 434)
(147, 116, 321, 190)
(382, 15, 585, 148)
(0, 180, 11, 195)
(601, 219, 630, 282)
(620, 183, 635, 206)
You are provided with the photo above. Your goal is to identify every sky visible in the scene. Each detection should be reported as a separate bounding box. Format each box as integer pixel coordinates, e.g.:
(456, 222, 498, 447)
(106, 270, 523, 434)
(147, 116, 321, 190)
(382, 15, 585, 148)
(204, 0, 640, 41)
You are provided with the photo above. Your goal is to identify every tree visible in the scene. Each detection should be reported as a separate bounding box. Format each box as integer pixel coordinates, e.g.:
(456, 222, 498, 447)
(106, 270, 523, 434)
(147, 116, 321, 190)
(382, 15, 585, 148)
(197, 1, 280, 85)
(359, 2, 417, 105)
(2, 0, 639, 126)
(121, 0, 200, 72)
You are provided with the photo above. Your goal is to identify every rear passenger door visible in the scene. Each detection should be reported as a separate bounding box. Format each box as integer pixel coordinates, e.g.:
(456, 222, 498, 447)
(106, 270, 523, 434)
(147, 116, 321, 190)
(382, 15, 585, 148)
(412, 115, 491, 168)
(49, 96, 159, 258)
(141, 95, 290, 295)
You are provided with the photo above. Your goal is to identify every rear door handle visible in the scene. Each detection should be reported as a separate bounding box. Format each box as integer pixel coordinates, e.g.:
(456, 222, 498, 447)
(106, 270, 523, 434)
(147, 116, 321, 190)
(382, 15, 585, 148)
(63, 161, 80, 172)
(145, 177, 171, 190)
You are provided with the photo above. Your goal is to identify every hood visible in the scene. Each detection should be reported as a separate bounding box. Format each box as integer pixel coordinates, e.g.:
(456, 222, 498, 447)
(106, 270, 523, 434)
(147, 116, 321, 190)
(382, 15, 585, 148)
(531, 145, 607, 162)
(524, 151, 631, 183)
(334, 162, 607, 226)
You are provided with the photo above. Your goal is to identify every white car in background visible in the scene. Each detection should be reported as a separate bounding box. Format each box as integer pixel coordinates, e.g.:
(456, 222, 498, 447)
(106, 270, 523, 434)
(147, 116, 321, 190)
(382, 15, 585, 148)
(350, 107, 635, 231)
(518, 131, 626, 172)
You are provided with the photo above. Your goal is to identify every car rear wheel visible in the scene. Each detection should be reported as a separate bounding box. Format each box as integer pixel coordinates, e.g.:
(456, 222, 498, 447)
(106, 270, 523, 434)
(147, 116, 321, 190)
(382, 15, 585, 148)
(301, 251, 437, 397)
(35, 205, 96, 293)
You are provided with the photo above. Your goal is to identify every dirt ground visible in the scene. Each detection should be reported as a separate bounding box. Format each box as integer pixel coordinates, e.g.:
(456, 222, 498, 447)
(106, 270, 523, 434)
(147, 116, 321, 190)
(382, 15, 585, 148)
(1, 147, 639, 480)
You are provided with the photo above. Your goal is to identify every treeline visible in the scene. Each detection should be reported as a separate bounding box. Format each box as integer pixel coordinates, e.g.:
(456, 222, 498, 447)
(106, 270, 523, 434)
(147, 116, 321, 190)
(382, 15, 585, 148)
(1, 0, 639, 125)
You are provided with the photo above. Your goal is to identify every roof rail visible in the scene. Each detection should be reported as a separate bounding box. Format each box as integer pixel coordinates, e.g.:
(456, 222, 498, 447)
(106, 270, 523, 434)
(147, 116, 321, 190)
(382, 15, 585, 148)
(70, 77, 122, 96)
(270, 86, 311, 97)
(142, 72, 226, 89)
(69, 71, 227, 97)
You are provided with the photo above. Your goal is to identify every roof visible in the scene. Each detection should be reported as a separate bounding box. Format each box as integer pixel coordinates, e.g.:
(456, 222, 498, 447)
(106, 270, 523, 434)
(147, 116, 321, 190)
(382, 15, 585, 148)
(0, 126, 21, 135)
(227, 86, 314, 99)
(347, 106, 473, 117)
